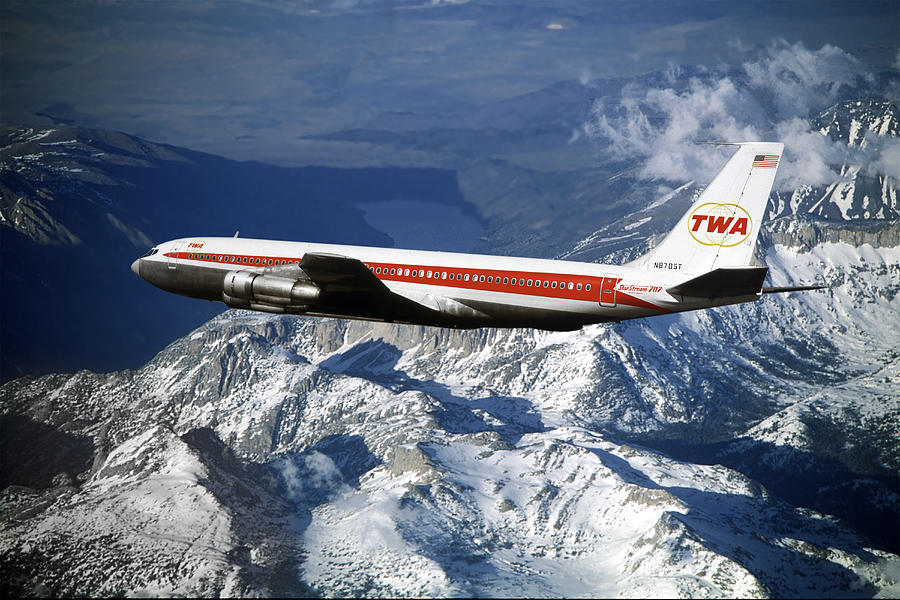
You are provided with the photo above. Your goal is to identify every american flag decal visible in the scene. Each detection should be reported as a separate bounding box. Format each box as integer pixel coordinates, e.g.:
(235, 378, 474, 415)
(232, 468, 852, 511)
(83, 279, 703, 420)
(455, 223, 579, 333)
(752, 154, 779, 168)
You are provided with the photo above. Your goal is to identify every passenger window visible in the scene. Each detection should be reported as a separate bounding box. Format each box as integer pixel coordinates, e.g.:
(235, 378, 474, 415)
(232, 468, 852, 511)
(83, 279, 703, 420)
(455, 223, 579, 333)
(404, 269, 410, 276)
(576, 283, 582, 290)
(568, 282, 574, 290)
(479, 275, 485, 282)
(464, 274, 470, 282)
(427, 270, 432, 278)
(449, 273, 455, 280)
(390, 268, 396, 275)
(519, 278, 524, 285)
(376, 267, 381, 274)
(586, 284, 591, 291)
(543, 281, 549, 287)
(442, 272, 447, 279)
(503, 277, 509, 284)
(527, 279, 533, 286)
(552, 281, 557, 288)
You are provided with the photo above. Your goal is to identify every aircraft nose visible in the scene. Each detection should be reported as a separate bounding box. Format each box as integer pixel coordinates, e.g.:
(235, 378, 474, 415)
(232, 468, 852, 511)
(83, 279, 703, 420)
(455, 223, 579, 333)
(131, 258, 141, 277)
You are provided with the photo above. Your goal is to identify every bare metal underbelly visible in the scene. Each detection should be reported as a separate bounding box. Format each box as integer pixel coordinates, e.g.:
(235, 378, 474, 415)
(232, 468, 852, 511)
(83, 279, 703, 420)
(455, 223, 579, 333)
(139, 260, 607, 331)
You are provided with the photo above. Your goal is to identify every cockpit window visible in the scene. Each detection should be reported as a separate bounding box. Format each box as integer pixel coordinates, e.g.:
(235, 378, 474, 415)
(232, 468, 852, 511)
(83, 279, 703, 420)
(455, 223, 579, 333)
(141, 247, 159, 258)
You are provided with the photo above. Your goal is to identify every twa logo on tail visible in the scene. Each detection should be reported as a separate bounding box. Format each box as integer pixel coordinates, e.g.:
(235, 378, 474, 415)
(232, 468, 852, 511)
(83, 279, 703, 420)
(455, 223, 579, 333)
(688, 203, 752, 247)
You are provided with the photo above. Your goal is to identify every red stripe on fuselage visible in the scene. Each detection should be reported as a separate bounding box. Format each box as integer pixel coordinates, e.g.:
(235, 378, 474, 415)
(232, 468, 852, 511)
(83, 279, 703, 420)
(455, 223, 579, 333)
(616, 291, 671, 313)
(165, 251, 669, 312)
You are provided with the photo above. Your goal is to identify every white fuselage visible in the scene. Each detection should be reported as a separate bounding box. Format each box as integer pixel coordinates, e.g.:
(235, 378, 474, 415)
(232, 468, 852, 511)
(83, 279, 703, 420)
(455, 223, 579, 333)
(132, 236, 757, 331)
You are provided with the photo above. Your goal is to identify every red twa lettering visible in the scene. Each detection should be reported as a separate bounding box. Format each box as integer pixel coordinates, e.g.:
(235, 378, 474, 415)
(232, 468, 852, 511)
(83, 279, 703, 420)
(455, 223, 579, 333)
(690, 215, 708, 231)
(729, 217, 748, 235)
(706, 215, 734, 233)
(691, 214, 748, 236)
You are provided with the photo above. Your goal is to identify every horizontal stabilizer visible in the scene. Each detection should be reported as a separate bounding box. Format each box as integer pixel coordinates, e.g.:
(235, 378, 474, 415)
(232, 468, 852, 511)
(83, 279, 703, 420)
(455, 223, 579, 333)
(761, 284, 827, 294)
(667, 266, 769, 298)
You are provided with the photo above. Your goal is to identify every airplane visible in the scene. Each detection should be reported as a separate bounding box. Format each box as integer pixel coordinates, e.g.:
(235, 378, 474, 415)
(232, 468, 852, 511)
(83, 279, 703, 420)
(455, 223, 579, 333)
(131, 142, 822, 331)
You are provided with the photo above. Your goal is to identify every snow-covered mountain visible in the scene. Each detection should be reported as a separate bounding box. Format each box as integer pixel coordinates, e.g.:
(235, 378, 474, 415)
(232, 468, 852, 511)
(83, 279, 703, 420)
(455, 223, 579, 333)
(2, 226, 898, 596)
(770, 99, 899, 222)
(2, 89, 899, 596)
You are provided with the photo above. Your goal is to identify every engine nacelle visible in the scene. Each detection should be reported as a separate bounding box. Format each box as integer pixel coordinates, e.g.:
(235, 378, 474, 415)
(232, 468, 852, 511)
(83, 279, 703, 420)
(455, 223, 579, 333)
(223, 270, 320, 308)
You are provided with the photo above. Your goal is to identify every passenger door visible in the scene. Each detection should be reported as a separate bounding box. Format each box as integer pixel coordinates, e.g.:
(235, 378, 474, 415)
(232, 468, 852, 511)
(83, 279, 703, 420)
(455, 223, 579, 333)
(167, 242, 181, 270)
(599, 273, 617, 307)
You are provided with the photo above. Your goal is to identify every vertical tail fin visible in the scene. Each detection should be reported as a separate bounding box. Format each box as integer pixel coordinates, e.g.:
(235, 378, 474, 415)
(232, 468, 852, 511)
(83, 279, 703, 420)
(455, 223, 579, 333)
(637, 142, 783, 275)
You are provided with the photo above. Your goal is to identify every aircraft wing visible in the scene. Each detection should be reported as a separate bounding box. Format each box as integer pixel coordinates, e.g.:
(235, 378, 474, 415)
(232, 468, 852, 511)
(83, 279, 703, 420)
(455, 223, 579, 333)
(299, 252, 444, 322)
(299, 252, 385, 291)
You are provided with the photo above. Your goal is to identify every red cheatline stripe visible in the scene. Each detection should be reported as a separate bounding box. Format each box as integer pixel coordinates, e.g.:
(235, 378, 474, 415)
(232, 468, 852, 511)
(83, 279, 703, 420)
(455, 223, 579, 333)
(617, 291, 670, 313)
(163, 252, 669, 311)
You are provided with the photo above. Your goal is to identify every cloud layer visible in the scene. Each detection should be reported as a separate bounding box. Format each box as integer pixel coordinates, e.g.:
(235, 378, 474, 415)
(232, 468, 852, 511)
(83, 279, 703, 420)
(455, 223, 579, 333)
(585, 40, 893, 190)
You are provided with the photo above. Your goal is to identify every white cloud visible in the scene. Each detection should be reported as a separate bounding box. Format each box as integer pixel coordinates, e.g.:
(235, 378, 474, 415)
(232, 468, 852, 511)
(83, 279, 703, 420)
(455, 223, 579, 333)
(584, 41, 888, 191)
(273, 450, 345, 502)
(586, 77, 762, 182)
(773, 117, 845, 188)
(866, 137, 900, 180)
(743, 41, 863, 119)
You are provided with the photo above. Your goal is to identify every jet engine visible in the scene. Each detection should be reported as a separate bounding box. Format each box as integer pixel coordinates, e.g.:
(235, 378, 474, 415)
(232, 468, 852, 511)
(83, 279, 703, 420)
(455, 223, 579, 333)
(222, 270, 320, 314)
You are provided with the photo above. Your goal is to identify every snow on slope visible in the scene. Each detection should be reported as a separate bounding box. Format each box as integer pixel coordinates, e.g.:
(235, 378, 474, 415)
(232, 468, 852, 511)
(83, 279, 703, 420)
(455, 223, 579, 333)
(2, 95, 899, 596)
(2, 224, 898, 596)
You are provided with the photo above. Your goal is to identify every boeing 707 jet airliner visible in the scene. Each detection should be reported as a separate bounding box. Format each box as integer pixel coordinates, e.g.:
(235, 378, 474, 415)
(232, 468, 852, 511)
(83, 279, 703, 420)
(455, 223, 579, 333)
(131, 142, 820, 330)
